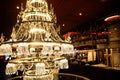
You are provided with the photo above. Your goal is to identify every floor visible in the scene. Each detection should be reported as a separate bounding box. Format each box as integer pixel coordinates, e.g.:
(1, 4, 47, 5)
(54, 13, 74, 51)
(60, 62, 120, 80)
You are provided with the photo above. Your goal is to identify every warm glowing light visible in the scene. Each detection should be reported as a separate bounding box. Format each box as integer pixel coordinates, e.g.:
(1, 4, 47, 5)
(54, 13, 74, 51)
(79, 13, 82, 16)
(62, 24, 65, 26)
(31, 0, 44, 4)
(30, 28, 45, 33)
(104, 15, 120, 22)
(25, 13, 51, 21)
(16, 6, 20, 9)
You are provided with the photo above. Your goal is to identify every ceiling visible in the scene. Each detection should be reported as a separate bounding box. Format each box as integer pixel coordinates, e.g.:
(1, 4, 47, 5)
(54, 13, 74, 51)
(0, 0, 120, 38)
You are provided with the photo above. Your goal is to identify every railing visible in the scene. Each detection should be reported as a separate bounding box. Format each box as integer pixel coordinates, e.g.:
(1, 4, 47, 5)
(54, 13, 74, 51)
(7, 73, 90, 80)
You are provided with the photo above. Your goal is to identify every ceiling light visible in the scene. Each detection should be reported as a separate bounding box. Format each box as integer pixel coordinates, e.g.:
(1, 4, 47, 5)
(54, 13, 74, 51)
(79, 13, 82, 16)
(16, 6, 20, 9)
(62, 24, 65, 26)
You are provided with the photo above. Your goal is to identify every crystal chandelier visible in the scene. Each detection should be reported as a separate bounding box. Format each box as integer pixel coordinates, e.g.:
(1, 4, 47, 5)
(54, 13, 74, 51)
(0, 0, 74, 80)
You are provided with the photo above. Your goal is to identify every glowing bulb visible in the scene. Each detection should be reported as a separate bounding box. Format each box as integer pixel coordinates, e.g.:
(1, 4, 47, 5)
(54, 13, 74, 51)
(62, 24, 65, 26)
(79, 13, 82, 16)
(16, 6, 20, 9)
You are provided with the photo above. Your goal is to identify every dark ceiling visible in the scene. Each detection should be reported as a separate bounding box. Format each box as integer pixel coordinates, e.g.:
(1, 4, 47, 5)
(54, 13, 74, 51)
(0, 0, 120, 37)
